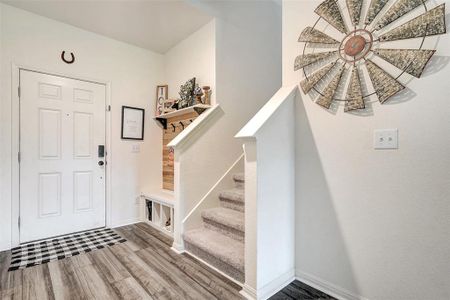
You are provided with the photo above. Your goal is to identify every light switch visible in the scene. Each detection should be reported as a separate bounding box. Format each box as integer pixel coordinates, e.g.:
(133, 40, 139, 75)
(374, 129, 398, 150)
(132, 144, 140, 153)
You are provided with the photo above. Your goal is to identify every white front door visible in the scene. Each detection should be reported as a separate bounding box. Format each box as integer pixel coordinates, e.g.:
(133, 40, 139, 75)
(20, 70, 106, 243)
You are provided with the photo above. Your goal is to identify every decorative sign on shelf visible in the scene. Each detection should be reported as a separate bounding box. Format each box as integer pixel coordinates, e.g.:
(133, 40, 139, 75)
(155, 85, 168, 116)
(294, 0, 446, 113)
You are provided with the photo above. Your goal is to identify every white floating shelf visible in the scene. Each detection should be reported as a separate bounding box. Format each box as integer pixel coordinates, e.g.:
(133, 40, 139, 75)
(154, 104, 211, 128)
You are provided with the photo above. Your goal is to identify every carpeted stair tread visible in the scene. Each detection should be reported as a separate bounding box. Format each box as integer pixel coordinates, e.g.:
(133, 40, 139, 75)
(183, 228, 244, 272)
(219, 188, 244, 204)
(202, 207, 244, 232)
(233, 173, 245, 183)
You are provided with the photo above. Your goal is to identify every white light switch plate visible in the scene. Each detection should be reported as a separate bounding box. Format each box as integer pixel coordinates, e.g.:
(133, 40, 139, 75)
(132, 144, 140, 153)
(374, 129, 398, 149)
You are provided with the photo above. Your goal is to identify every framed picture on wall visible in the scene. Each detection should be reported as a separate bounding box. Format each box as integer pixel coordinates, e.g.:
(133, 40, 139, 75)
(121, 106, 145, 140)
(155, 85, 168, 116)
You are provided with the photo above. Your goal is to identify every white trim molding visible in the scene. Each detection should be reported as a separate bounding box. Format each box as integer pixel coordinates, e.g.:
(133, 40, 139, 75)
(240, 284, 257, 300)
(296, 270, 370, 300)
(170, 241, 185, 254)
(240, 269, 295, 300)
(260, 269, 295, 299)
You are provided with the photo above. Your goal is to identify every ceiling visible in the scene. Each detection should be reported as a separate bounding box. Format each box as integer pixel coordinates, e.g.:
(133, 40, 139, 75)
(1, 0, 213, 54)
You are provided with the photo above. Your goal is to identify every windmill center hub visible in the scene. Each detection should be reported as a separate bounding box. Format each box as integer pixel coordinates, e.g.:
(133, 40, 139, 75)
(344, 35, 366, 56)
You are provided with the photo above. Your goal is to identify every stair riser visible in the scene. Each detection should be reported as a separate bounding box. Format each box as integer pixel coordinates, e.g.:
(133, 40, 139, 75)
(220, 200, 244, 212)
(203, 219, 244, 242)
(185, 242, 244, 283)
(234, 181, 245, 189)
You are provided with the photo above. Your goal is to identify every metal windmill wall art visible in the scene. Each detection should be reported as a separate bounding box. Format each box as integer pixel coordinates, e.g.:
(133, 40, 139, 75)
(294, 0, 446, 113)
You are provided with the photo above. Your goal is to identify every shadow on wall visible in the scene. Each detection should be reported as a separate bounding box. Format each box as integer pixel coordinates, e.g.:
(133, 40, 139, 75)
(295, 93, 361, 297)
(422, 55, 450, 78)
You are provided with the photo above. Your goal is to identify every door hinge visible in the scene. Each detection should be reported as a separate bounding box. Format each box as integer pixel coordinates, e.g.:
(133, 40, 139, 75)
(18, 152, 21, 163)
(18, 217, 21, 229)
(106, 105, 111, 112)
(18, 86, 21, 98)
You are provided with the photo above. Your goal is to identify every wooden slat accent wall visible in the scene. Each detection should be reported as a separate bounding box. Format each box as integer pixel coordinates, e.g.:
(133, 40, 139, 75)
(162, 111, 199, 191)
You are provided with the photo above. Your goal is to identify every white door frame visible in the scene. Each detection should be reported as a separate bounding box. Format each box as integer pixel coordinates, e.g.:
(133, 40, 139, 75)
(11, 63, 113, 247)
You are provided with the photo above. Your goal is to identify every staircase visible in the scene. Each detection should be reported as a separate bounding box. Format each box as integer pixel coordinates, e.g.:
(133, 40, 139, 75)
(183, 173, 245, 282)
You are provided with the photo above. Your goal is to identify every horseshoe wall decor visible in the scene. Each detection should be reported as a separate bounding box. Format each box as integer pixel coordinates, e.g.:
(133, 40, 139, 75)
(61, 51, 75, 64)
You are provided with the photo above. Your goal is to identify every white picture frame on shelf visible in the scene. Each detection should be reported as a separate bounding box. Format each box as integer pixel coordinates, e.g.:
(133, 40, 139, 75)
(155, 85, 168, 116)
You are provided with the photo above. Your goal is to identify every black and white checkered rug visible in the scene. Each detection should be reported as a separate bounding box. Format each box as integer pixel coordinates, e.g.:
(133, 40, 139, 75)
(8, 228, 126, 271)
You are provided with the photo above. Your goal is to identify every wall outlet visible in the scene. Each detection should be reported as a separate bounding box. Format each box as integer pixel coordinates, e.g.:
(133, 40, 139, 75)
(132, 144, 140, 153)
(374, 129, 398, 150)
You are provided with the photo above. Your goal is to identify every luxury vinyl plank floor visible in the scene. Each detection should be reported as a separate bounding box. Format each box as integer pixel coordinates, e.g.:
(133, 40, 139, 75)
(0, 223, 333, 300)
(0, 223, 244, 300)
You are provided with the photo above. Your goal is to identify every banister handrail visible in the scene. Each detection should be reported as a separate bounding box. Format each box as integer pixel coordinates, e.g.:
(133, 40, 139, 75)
(168, 104, 221, 149)
(235, 85, 298, 139)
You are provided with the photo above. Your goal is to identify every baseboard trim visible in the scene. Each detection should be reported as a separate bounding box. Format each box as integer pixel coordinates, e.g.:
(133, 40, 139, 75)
(258, 268, 295, 299)
(111, 218, 140, 228)
(171, 241, 185, 254)
(295, 269, 369, 300)
(240, 284, 257, 299)
(170, 246, 185, 255)
(184, 250, 244, 287)
(0, 242, 12, 252)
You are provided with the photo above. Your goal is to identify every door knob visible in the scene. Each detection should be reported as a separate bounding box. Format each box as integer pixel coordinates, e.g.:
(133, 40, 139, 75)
(98, 161, 104, 166)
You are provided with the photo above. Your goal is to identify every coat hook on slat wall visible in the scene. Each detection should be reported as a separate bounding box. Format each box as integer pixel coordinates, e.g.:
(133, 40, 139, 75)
(171, 123, 176, 132)
(179, 121, 185, 130)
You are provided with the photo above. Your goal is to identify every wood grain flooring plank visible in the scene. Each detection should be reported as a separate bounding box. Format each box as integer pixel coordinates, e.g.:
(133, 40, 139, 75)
(109, 245, 181, 300)
(48, 258, 91, 300)
(282, 283, 314, 299)
(134, 223, 173, 247)
(114, 227, 152, 251)
(88, 247, 131, 284)
(22, 264, 54, 300)
(136, 248, 217, 300)
(73, 263, 119, 300)
(112, 277, 154, 300)
(0, 252, 23, 300)
(270, 291, 294, 300)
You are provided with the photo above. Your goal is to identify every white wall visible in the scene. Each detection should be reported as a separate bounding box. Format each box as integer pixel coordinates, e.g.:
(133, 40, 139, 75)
(164, 20, 215, 104)
(171, 0, 281, 251)
(283, 1, 450, 299)
(0, 4, 164, 250)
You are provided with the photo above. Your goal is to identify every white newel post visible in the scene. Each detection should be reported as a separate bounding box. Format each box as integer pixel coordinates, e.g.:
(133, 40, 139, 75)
(171, 148, 185, 253)
(241, 141, 258, 299)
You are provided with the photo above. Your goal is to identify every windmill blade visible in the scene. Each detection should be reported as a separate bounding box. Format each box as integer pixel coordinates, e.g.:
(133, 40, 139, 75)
(298, 27, 340, 44)
(375, 0, 428, 31)
(300, 62, 336, 94)
(294, 51, 338, 71)
(365, 0, 390, 25)
(315, 0, 349, 34)
(316, 65, 345, 109)
(366, 60, 405, 104)
(346, 0, 363, 27)
(345, 67, 365, 112)
(373, 49, 436, 78)
(380, 4, 446, 42)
